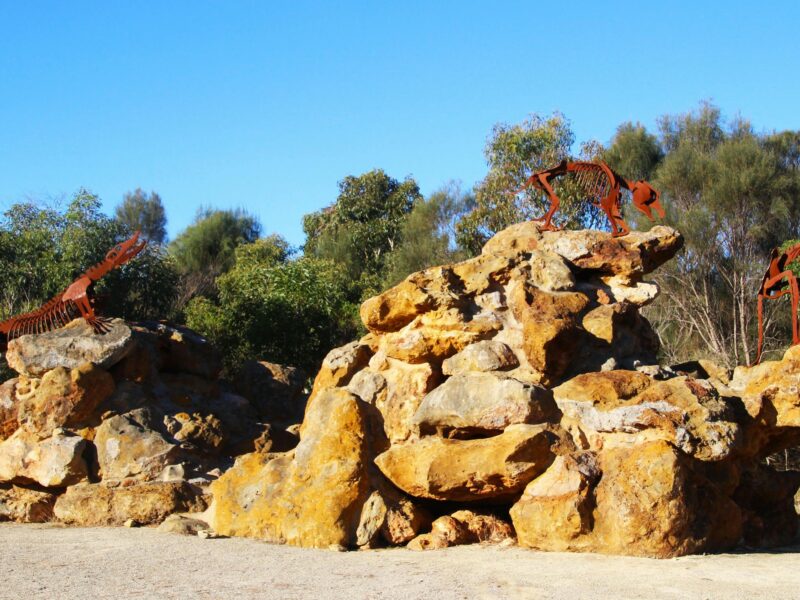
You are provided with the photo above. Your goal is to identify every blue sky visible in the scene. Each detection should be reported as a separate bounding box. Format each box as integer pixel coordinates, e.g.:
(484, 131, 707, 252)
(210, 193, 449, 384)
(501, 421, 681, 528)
(1, 1, 798, 247)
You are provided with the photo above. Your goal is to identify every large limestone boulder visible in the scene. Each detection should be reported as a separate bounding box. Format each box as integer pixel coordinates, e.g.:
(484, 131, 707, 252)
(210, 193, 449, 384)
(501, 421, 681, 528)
(205, 221, 800, 558)
(374, 424, 558, 501)
(209, 388, 374, 547)
(412, 372, 557, 437)
(441, 340, 519, 376)
(510, 454, 598, 552)
(53, 481, 206, 526)
(554, 371, 747, 461)
(590, 441, 742, 557)
(6, 318, 134, 377)
(94, 408, 182, 482)
(0, 429, 87, 487)
(511, 441, 742, 558)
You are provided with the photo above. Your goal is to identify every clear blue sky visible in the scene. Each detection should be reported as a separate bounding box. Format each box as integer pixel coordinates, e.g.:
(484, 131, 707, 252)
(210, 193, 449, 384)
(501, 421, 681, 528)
(1, 1, 798, 247)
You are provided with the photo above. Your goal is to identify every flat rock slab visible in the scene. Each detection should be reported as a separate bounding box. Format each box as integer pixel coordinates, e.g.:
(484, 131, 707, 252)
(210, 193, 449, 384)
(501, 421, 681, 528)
(6, 318, 134, 377)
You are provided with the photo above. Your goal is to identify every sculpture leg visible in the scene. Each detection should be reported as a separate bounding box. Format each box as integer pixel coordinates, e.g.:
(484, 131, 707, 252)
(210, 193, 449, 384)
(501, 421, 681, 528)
(532, 175, 561, 231)
(756, 294, 765, 364)
(602, 190, 629, 237)
(790, 274, 800, 346)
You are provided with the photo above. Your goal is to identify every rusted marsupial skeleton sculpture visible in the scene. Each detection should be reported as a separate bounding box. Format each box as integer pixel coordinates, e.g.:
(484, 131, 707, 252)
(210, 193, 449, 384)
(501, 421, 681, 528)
(756, 242, 800, 364)
(0, 232, 146, 349)
(517, 159, 665, 237)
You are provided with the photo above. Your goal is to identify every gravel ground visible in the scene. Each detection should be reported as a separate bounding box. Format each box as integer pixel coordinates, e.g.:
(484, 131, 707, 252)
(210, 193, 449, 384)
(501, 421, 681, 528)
(1, 523, 799, 600)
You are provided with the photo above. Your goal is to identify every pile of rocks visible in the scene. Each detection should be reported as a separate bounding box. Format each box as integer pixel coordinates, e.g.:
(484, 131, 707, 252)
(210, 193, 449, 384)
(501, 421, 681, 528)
(0, 319, 305, 526)
(209, 222, 800, 557)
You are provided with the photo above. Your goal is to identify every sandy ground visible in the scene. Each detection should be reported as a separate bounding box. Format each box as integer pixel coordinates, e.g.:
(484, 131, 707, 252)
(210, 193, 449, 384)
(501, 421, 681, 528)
(1, 524, 799, 600)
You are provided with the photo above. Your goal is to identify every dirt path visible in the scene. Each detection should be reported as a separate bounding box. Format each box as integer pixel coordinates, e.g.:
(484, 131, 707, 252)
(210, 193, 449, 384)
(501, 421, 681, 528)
(1, 523, 799, 599)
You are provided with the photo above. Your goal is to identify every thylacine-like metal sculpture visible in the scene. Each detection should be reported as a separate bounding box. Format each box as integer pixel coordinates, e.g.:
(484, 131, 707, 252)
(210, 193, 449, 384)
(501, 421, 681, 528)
(0, 232, 146, 349)
(517, 159, 665, 237)
(756, 242, 800, 364)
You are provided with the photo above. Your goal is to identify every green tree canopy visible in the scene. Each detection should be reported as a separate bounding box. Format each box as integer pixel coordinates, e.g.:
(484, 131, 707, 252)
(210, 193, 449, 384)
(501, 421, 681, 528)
(303, 169, 421, 299)
(602, 122, 663, 182)
(631, 103, 800, 365)
(115, 188, 168, 244)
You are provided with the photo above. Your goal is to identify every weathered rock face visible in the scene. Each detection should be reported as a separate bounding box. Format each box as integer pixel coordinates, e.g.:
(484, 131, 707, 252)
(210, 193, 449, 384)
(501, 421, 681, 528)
(412, 372, 557, 437)
(209, 388, 374, 547)
(16, 363, 114, 436)
(94, 408, 182, 481)
(0, 483, 57, 523)
(0, 379, 19, 441)
(234, 361, 307, 425)
(0, 318, 304, 526)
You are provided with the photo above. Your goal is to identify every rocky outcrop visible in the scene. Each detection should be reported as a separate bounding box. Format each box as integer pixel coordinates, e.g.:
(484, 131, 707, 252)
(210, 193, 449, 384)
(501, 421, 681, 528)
(0, 318, 306, 527)
(208, 221, 800, 557)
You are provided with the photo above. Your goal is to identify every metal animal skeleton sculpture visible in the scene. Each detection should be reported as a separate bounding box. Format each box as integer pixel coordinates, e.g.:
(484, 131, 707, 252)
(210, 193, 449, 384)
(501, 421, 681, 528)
(756, 242, 800, 364)
(517, 159, 665, 237)
(0, 232, 146, 349)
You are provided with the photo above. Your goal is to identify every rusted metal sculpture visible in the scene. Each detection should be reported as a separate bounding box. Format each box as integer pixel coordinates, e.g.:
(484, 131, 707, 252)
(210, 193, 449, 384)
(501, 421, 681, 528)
(0, 232, 146, 349)
(517, 159, 665, 237)
(756, 242, 800, 363)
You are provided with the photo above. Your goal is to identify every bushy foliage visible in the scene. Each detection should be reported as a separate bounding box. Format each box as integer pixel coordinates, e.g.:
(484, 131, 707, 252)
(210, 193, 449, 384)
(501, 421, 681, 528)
(185, 238, 355, 373)
(303, 169, 421, 300)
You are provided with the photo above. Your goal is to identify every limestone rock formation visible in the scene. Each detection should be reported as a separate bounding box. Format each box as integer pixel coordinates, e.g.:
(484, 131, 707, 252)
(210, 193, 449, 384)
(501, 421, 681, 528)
(209, 221, 800, 557)
(0, 318, 305, 527)
(7, 220, 800, 559)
